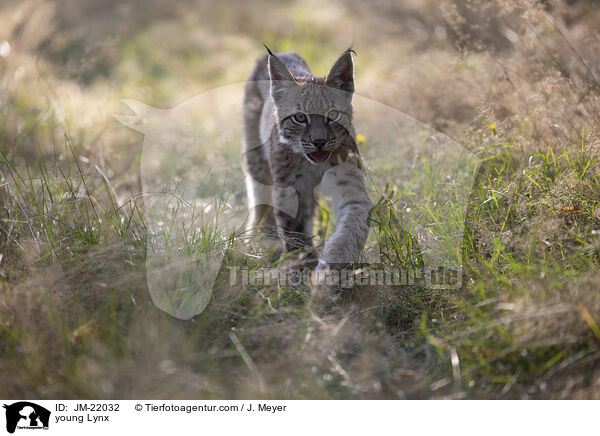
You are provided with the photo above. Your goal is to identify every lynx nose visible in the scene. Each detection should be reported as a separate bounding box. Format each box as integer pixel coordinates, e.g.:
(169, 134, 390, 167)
(311, 139, 327, 149)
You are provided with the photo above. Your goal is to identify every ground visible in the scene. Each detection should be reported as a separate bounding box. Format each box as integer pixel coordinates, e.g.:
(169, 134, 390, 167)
(1, 0, 600, 399)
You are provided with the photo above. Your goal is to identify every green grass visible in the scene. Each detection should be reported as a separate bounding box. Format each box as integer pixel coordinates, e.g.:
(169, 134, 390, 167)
(2, 121, 599, 399)
(1, 0, 600, 399)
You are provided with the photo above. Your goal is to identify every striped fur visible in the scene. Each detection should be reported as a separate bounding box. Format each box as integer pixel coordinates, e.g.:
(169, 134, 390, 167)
(242, 49, 371, 269)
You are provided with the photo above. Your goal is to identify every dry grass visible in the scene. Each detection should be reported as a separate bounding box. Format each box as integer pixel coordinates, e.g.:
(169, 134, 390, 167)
(1, 0, 600, 399)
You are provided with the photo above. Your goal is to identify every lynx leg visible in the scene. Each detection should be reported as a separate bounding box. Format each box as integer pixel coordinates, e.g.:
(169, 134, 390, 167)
(272, 184, 317, 259)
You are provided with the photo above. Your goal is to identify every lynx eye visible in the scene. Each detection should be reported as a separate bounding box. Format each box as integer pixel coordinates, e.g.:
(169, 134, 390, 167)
(326, 110, 341, 122)
(291, 112, 308, 124)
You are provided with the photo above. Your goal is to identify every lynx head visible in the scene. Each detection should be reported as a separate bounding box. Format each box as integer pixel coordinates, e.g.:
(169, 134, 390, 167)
(267, 48, 355, 164)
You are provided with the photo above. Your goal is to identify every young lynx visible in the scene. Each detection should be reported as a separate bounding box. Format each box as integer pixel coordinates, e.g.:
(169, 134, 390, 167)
(242, 47, 371, 271)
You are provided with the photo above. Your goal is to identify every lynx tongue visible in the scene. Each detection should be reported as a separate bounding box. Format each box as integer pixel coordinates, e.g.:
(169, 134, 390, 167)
(308, 151, 330, 162)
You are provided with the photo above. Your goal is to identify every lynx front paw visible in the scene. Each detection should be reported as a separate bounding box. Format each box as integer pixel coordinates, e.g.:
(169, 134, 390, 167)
(313, 260, 331, 287)
(317, 253, 353, 272)
(315, 259, 329, 273)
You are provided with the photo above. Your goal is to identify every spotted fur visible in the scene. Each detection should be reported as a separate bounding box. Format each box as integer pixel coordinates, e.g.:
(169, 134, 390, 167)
(242, 48, 371, 270)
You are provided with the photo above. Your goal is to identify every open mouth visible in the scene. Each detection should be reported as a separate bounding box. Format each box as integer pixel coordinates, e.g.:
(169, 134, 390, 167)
(306, 150, 331, 163)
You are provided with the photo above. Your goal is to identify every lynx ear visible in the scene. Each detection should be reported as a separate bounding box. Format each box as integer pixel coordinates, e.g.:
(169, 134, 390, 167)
(325, 49, 354, 93)
(267, 52, 296, 98)
(268, 53, 294, 82)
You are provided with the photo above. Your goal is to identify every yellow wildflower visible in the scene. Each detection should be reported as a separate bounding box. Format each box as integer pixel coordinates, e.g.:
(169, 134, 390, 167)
(487, 124, 497, 132)
(356, 134, 366, 143)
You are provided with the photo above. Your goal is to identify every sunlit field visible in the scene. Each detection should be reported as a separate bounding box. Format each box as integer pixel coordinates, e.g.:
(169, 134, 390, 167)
(1, 0, 600, 399)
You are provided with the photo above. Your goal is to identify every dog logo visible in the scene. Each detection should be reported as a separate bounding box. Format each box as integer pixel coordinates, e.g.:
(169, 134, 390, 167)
(3, 402, 50, 434)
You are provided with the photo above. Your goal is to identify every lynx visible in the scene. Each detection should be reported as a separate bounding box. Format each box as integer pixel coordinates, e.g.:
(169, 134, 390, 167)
(242, 47, 371, 271)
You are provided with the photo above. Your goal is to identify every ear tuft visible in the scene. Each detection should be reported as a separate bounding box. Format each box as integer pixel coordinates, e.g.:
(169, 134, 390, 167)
(262, 43, 275, 56)
(325, 50, 354, 93)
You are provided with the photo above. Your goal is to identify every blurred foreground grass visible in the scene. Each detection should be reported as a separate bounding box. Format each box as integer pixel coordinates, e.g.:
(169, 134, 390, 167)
(1, 0, 600, 399)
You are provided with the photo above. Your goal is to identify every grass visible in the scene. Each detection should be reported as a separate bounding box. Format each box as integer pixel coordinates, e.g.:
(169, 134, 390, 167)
(1, 0, 600, 399)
